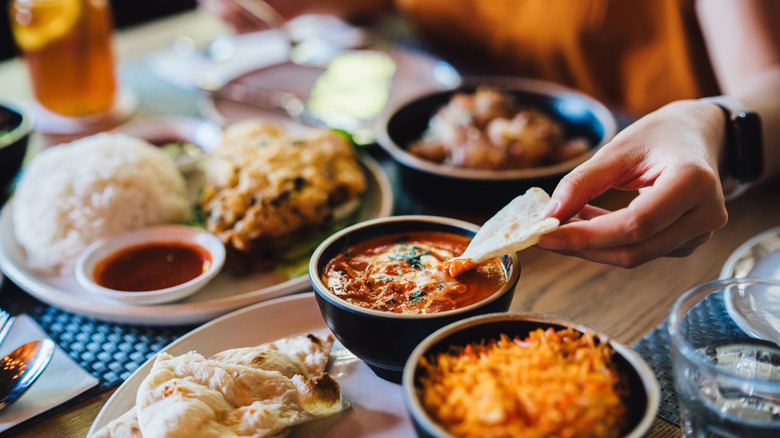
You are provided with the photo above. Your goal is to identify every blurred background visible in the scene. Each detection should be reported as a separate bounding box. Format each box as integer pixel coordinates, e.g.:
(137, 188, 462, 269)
(0, 0, 197, 61)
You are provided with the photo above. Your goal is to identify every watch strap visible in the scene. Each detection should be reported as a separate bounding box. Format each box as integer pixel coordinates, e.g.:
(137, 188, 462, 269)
(700, 96, 764, 199)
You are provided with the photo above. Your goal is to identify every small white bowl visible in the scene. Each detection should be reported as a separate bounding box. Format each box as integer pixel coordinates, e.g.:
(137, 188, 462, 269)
(75, 225, 226, 305)
(110, 116, 222, 173)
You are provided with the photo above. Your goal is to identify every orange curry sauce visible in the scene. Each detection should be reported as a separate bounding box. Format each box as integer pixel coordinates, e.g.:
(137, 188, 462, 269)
(322, 231, 507, 313)
(94, 242, 212, 292)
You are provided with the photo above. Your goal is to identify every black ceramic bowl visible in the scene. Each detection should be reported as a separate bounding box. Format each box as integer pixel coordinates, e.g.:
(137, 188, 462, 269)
(309, 215, 520, 383)
(0, 98, 33, 198)
(375, 76, 618, 212)
(402, 312, 660, 438)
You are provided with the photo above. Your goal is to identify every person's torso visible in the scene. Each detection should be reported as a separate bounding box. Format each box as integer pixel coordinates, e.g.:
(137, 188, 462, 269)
(398, 0, 721, 115)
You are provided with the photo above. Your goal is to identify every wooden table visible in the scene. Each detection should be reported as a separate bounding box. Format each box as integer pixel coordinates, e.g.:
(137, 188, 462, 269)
(3, 9, 780, 438)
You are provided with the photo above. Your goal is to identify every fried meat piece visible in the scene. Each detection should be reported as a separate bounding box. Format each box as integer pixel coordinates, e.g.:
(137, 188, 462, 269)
(409, 86, 587, 170)
(201, 121, 366, 252)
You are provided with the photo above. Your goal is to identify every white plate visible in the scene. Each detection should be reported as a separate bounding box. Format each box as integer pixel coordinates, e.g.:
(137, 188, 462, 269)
(199, 48, 462, 139)
(720, 225, 780, 343)
(0, 156, 392, 325)
(74, 225, 226, 305)
(87, 292, 416, 437)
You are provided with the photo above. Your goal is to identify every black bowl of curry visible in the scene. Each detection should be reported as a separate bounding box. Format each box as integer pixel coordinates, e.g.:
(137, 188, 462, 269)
(402, 313, 660, 438)
(310, 215, 520, 383)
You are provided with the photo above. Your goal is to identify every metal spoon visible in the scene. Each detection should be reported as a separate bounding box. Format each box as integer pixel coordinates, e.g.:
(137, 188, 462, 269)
(0, 339, 55, 410)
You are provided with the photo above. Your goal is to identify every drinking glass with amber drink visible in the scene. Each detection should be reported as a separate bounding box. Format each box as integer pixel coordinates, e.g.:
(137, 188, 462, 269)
(9, 0, 133, 133)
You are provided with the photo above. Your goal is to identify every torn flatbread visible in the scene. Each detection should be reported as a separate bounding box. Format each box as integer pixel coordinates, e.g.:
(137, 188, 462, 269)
(210, 332, 334, 378)
(92, 408, 142, 438)
(92, 332, 344, 438)
(135, 352, 345, 438)
(458, 187, 559, 263)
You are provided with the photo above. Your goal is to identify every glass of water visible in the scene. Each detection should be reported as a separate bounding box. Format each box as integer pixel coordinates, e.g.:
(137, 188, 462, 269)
(668, 278, 780, 437)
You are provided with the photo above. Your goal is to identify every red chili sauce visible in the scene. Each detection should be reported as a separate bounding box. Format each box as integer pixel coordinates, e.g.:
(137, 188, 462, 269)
(322, 231, 507, 314)
(94, 242, 212, 292)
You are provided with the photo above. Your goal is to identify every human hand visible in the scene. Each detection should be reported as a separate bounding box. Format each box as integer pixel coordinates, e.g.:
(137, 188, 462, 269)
(537, 100, 730, 268)
(198, 0, 270, 34)
(197, 0, 392, 34)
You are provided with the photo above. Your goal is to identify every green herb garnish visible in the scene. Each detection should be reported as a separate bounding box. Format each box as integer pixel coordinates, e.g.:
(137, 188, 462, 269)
(188, 190, 207, 229)
(389, 245, 430, 270)
(409, 289, 426, 303)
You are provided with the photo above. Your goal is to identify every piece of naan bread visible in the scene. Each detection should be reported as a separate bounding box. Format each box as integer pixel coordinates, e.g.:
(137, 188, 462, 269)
(458, 187, 560, 263)
(210, 333, 333, 378)
(93, 408, 143, 438)
(92, 332, 345, 438)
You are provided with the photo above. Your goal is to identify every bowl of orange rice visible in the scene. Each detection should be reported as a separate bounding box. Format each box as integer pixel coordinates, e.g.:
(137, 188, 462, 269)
(402, 312, 659, 438)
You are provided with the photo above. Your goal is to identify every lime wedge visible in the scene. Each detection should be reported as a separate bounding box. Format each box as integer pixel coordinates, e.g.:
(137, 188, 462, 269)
(10, 0, 83, 52)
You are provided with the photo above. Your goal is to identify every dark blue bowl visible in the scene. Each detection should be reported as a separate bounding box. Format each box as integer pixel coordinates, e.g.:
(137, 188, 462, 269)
(402, 313, 659, 438)
(309, 215, 520, 383)
(0, 99, 32, 200)
(374, 76, 617, 212)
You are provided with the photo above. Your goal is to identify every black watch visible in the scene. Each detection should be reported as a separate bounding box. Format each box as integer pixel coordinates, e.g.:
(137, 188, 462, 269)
(701, 96, 764, 199)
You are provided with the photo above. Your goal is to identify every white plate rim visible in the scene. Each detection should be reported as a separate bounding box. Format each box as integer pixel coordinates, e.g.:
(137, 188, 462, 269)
(719, 224, 780, 279)
(0, 155, 393, 325)
(720, 224, 780, 342)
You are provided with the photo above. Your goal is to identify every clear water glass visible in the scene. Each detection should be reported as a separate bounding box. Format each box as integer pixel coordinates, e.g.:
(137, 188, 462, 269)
(668, 278, 780, 437)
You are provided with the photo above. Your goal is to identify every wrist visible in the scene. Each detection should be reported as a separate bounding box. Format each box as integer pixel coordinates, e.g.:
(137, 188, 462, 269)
(699, 96, 764, 201)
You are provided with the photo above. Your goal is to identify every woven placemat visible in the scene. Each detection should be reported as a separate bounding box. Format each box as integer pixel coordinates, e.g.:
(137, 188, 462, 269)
(28, 304, 193, 389)
(633, 318, 682, 426)
(0, 282, 195, 437)
(632, 291, 755, 428)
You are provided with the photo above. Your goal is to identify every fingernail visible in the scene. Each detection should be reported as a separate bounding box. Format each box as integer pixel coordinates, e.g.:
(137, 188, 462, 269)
(542, 199, 560, 218)
(538, 236, 566, 250)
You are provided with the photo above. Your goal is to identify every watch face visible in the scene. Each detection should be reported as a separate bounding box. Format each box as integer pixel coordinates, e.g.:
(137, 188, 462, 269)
(734, 111, 763, 183)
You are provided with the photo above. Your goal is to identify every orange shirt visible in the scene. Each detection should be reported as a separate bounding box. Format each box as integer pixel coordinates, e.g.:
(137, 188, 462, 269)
(396, 0, 721, 116)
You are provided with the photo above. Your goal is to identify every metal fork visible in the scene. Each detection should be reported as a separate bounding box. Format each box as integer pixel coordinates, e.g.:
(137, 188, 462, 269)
(0, 311, 15, 347)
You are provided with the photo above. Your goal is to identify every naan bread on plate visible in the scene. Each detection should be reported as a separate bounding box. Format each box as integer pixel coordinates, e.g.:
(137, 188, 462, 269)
(92, 332, 345, 438)
(458, 187, 560, 263)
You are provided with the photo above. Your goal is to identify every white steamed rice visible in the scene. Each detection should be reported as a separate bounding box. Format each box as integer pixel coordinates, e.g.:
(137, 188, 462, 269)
(12, 133, 191, 274)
